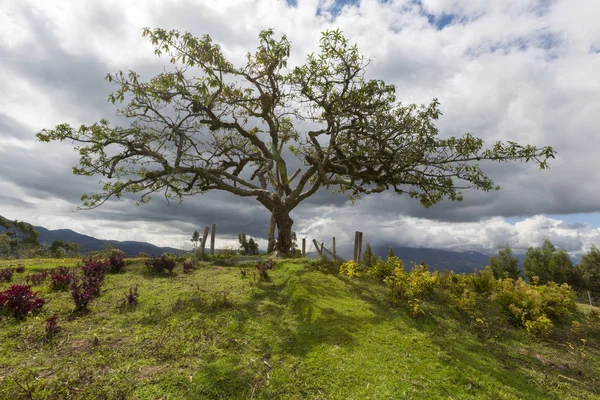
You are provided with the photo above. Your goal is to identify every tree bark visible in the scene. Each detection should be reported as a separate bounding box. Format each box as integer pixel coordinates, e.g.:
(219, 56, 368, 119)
(267, 212, 276, 253)
(274, 207, 294, 255)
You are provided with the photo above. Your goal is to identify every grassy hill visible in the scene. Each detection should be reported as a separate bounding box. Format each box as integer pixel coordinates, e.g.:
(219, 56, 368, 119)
(0, 258, 599, 399)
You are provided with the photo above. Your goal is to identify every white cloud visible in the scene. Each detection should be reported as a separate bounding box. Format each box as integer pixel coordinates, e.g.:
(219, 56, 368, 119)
(295, 209, 600, 255)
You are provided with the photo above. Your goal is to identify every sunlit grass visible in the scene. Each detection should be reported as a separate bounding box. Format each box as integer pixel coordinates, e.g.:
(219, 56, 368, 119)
(0, 259, 598, 399)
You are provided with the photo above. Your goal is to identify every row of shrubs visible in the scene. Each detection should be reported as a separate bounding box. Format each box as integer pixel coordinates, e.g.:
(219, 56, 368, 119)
(0, 251, 124, 320)
(339, 257, 598, 338)
(0, 250, 204, 322)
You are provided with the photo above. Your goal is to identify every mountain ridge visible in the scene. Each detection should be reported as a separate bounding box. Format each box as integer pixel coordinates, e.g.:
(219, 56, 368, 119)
(34, 225, 184, 257)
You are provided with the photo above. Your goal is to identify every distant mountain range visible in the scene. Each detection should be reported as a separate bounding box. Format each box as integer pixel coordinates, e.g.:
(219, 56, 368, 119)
(33, 225, 500, 272)
(2, 214, 582, 272)
(310, 243, 495, 273)
(34, 226, 184, 257)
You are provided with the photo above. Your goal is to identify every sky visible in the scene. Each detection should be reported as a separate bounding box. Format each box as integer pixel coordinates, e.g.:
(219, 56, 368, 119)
(1, 0, 599, 255)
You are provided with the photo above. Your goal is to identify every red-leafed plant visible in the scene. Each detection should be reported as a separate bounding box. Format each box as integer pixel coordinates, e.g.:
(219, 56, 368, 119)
(0, 268, 14, 282)
(145, 254, 177, 274)
(125, 286, 139, 305)
(255, 259, 275, 280)
(81, 255, 109, 282)
(183, 261, 196, 274)
(50, 267, 74, 291)
(71, 276, 100, 312)
(0, 285, 45, 319)
(45, 314, 60, 337)
(108, 249, 126, 273)
(26, 271, 48, 286)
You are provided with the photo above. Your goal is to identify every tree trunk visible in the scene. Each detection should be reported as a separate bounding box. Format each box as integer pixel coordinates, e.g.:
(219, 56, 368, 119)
(274, 208, 294, 255)
(267, 212, 276, 253)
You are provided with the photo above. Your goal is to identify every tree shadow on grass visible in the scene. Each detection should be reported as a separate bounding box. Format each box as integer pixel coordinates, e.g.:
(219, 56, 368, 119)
(129, 261, 592, 399)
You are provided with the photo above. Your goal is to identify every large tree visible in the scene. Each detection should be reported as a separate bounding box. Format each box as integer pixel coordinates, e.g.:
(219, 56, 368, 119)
(37, 28, 554, 254)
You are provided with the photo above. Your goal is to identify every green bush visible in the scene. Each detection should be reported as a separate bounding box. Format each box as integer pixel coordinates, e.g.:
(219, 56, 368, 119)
(384, 263, 439, 301)
(524, 315, 553, 337)
(339, 261, 361, 278)
(490, 277, 576, 335)
(369, 256, 402, 279)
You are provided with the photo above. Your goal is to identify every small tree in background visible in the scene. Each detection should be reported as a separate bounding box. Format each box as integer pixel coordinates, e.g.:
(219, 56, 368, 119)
(247, 238, 259, 255)
(239, 233, 259, 255)
(489, 247, 520, 279)
(523, 239, 575, 285)
(363, 243, 377, 268)
(191, 230, 201, 250)
(576, 245, 600, 292)
(387, 247, 396, 260)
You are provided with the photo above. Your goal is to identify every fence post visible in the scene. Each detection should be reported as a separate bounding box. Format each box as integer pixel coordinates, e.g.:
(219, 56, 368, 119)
(353, 231, 359, 263)
(321, 242, 324, 257)
(333, 237, 336, 260)
(210, 223, 216, 255)
(588, 291, 593, 306)
(201, 226, 210, 256)
(302, 238, 306, 257)
(357, 232, 363, 264)
(313, 239, 322, 257)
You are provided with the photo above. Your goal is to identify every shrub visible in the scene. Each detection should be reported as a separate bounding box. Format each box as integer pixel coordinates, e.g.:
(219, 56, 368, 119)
(146, 254, 177, 274)
(124, 286, 139, 305)
(0, 268, 14, 282)
(255, 259, 275, 279)
(26, 271, 48, 286)
(107, 249, 126, 273)
(524, 315, 553, 337)
(50, 267, 74, 291)
(219, 244, 239, 256)
(81, 255, 109, 281)
(490, 278, 576, 336)
(50, 273, 74, 291)
(369, 256, 402, 279)
(16, 264, 25, 273)
(339, 260, 361, 278)
(464, 267, 496, 294)
(385, 263, 439, 301)
(45, 314, 60, 337)
(407, 298, 425, 318)
(182, 261, 196, 274)
(71, 276, 101, 311)
(0, 285, 45, 319)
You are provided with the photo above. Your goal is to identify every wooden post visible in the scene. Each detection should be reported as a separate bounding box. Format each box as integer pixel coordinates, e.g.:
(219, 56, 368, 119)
(210, 223, 216, 255)
(357, 232, 363, 264)
(332, 237, 336, 260)
(201, 226, 210, 256)
(353, 231, 359, 263)
(321, 242, 324, 257)
(313, 239, 322, 256)
(302, 238, 306, 257)
(588, 291, 593, 306)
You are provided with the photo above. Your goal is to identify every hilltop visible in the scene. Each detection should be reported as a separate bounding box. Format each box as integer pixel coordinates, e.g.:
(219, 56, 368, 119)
(0, 257, 598, 399)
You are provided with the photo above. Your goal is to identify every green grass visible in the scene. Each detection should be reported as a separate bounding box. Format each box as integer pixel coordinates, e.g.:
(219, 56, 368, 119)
(1, 259, 599, 399)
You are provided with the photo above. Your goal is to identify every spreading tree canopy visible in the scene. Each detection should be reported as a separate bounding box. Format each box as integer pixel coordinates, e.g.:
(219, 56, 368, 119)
(37, 28, 555, 254)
